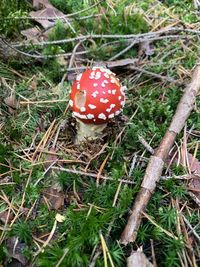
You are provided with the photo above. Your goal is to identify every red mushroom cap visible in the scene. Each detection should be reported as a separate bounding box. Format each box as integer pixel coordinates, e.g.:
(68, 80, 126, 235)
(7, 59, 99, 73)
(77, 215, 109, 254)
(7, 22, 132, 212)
(69, 67, 126, 124)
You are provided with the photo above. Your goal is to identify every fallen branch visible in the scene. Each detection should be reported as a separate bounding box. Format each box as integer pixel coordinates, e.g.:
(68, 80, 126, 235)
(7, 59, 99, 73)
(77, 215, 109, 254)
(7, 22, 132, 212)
(14, 29, 189, 48)
(120, 64, 200, 245)
(128, 65, 179, 84)
(51, 166, 135, 185)
(2, 35, 185, 60)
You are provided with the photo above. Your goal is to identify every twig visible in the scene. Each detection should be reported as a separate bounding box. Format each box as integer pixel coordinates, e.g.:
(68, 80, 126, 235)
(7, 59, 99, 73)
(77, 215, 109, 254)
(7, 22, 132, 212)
(1, 38, 43, 59)
(20, 99, 67, 105)
(68, 41, 86, 68)
(129, 66, 178, 84)
(89, 248, 102, 267)
(109, 40, 136, 61)
(142, 212, 179, 240)
(100, 233, 115, 267)
(3, 24, 195, 61)
(51, 166, 135, 185)
(150, 239, 157, 267)
(138, 135, 155, 154)
(188, 191, 200, 206)
(96, 154, 109, 186)
(2, 34, 188, 60)
(128, 154, 138, 177)
(182, 214, 200, 242)
(55, 248, 69, 267)
(66, 58, 139, 72)
(120, 64, 200, 245)
(1, 38, 89, 59)
(14, 27, 193, 48)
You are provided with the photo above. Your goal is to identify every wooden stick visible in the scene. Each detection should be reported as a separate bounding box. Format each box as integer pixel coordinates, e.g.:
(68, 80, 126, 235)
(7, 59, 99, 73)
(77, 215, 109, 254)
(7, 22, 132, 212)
(120, 64, 200, 245)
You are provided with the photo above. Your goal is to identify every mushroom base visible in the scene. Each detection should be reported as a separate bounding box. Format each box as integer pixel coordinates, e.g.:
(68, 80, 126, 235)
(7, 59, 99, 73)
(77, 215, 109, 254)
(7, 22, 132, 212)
(75, 119, 107, 143)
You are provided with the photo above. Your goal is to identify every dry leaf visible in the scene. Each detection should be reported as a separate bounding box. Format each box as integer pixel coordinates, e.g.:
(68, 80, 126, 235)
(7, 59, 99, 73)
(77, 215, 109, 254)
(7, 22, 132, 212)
(21, 27, 42, 42)
(180, 152, 200, 201)
(138, 41, 154, 57)
(189, 175, 200, 200)
(4, 96, 19, 109)
(21, 26, 51, 42)
(43, 187, 64, 210)
(23, 1, 64, 42)
(29, 7, 65, 29)
(167, 150, 200, 202)
(185, 152, 200, 173)
(6, 237, 28, 266)
(173, 153, 200, 201)
(4, 95, 19, 114)
(127, 251, 153, 267)
(33, 0, 51, 9)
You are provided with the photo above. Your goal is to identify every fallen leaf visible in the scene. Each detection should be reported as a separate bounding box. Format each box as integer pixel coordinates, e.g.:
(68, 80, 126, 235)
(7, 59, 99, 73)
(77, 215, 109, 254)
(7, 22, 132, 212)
(185, 152, 200, 173)
(21, 27, 42, 42)
(179, 152, 200, 200)
(4, 96, 19, 114)
(43, 187, 64, 210)
(23, 1, 65, 43)
(4, 96, 19, 109)
(21, 26, 51, 43)
(6, 237, 28, 266)
(33, 0, 51, 9)
(138, 40, 154, 57)
(127, 251, 153, 267)
(189, 175, 200, 200)
(29, 7, 65, 29)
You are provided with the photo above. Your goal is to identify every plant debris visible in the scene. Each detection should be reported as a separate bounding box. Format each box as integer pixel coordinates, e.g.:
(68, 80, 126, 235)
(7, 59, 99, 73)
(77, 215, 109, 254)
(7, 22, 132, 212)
(0, 0, 200, 266)
(6, 237, 28, 266)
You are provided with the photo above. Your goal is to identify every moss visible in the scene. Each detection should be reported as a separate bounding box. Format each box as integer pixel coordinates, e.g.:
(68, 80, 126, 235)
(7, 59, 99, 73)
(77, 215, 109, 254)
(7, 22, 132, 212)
(0, 0, 31, 37)
(49, 0, 86, 14)
(0, 0, 200, 266)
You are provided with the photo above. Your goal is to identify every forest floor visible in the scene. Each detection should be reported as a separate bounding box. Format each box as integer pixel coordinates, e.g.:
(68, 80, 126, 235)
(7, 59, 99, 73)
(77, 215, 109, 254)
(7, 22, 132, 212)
(0, 0, 200, 266)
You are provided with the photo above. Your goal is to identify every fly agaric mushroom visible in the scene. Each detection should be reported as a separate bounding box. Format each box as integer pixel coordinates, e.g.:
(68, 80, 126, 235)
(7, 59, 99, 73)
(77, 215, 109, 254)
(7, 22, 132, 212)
(69, 66, 126, 143)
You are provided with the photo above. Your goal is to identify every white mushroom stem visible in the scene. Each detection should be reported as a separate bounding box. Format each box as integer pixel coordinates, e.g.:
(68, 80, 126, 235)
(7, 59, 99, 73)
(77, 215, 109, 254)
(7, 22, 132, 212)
(75, 118, 107, 143)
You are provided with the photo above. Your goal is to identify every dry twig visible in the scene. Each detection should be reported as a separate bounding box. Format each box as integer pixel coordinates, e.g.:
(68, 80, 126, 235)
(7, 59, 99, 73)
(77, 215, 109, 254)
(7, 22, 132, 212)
(51, 166, 135, 185)
(120, 64, 200, 245)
